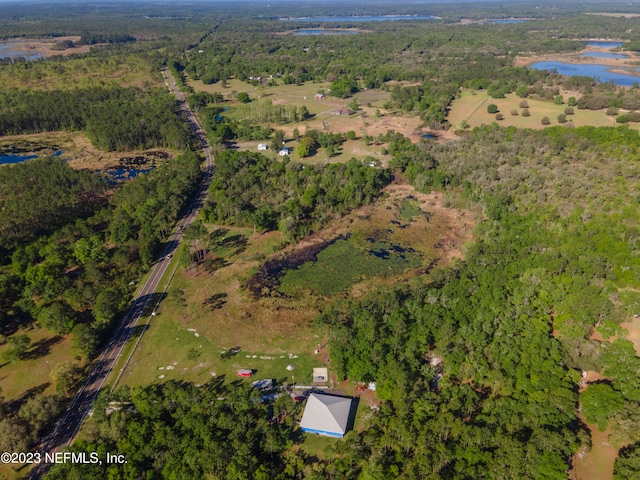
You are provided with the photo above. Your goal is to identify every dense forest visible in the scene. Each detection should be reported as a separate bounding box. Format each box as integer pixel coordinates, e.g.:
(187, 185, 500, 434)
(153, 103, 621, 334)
(44, 380, 302, 480)
(0, 87, 189, 151)
(202, 150, 391, 240)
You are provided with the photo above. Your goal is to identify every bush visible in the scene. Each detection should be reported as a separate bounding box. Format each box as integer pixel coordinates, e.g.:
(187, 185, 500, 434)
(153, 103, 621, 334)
(541, 116, 551, 125)
(495, 113, 504, 121)
(564, 107, 575, 115)
(487, 104, 498, 114)
(554, 95, 564, 105)
(519, 100, 529, 109)
(606, 107, 619, 116)
(568, 96, 577, 106)
(510, 109, 519, 116)
(557, 114, 567, 123)
(522, 109, 531, 117)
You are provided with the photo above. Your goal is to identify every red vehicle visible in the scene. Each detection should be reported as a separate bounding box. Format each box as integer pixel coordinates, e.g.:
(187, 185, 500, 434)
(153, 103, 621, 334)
(237, 369, 253, 377)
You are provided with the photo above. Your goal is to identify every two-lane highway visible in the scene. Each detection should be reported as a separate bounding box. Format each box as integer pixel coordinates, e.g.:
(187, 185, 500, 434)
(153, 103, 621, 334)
(29, 68, 215, 479)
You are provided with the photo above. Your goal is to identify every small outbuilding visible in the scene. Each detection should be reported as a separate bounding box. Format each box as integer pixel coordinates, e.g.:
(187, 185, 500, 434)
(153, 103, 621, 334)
(258, 143, 268, 150)
(313, 367, 328, 383)
(300, 393, 353, 438)
(315, 93, 325, 100)
(279, 147, 291, 156)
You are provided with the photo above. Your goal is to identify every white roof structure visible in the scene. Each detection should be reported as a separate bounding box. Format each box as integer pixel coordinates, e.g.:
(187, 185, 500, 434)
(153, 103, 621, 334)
(313, 367, 328, 383)
(300, 393, 352, 438)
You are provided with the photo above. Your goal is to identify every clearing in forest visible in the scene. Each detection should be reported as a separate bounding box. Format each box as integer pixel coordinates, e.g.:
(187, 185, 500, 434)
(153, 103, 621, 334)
(119, 180, 476, 389)
(448, 89, 625, 131)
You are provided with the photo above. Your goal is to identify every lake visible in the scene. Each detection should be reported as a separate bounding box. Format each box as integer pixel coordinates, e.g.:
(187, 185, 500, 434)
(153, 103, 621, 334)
(293, 29, 360, 35)
(0, 150, 63, 165)
(586, 41, 624, 48)
(484, 19, 531, 24)
(280, 15, 437, 22)
(581, 52, 628, 59)
(0, 43, 43, 60)
(529, 61, 640, 86)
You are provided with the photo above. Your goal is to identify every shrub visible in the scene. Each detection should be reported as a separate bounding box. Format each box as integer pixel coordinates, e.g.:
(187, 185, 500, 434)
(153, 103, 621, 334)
(495, 113, 504, 121)
(510, 109, 519, 116)
(568, 96, 577, 106)
(554, 95, 564, 105)
(519, 100, 529, 109)
(487, 104, 498, 114)
(606, 107, 619, 116)
(564, 107, 575, 115)
(557, 114, 567, 123)
(541, 116, 551, 125)
(522, 109, 531, 117)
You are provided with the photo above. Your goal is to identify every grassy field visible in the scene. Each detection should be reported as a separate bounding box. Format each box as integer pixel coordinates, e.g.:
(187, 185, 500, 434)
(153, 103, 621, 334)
(280, 236, 424, 296)
(448, 89, 630, 131)
(0, 52, 159, 90)
(119, 225, 327, 390)
(189, 77, 425, 154)
(0, 328, 79, 401)
(119, 181, 476, 391)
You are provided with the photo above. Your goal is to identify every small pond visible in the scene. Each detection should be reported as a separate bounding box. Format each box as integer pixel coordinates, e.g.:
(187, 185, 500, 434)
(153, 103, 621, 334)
(102, 167, 155, 184)
(0, 150, 63, 165)
(0, 43, 43, 60)
(484, 19, 531, 24)
(280, 15, 437, 22)
(529, 61, 640, 86)
(293, 29, 360, 35)
(585, 41, 624, 48)
(581, 52, 628, 59)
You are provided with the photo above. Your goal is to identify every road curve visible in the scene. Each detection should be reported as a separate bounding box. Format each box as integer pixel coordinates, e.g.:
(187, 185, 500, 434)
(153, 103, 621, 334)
(28, 68, 214, 479)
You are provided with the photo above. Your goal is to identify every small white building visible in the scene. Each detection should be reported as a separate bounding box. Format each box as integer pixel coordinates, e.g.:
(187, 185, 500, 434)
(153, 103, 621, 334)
(258, 143, 268, 150)
(279, 147, 291, 156)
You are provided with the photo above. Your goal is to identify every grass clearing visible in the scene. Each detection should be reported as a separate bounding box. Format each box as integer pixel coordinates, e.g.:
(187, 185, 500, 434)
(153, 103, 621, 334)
(120, 181, 476, 391)
(280, 236, 424, 296)
(0, 328, 79, 403)
(448, 89, 630, 131)
(0, 131, 177, 171)
(189, 77, 426, 146)
(572, 419, 616, 480)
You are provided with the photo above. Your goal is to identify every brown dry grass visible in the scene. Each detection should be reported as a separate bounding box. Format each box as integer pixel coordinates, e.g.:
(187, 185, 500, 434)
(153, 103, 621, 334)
(571, 416, 616, 480)
(620, 316, 640, 356)
(0, 131, 177, 170)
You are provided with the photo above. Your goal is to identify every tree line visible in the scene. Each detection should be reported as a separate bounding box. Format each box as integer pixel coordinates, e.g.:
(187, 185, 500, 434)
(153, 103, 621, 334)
(0, 87, 189, 151)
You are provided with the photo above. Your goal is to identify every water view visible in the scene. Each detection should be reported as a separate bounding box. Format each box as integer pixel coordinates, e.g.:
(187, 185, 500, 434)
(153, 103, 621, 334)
(293, 29, 360, 35)
(0, 150, 62, 165)
(0, 42, 43, 60)
(585, 41, 624, 48)
(581, 52, 628, 59)
(280, 15, 437, 22)
(530, 61, 640, 86)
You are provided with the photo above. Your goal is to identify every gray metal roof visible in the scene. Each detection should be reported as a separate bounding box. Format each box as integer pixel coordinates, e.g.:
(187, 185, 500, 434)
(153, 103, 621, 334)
(300, 393, 352, 435)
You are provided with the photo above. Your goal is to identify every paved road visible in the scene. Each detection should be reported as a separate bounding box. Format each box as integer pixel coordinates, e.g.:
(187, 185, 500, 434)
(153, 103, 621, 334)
(28, 68, 214, 479)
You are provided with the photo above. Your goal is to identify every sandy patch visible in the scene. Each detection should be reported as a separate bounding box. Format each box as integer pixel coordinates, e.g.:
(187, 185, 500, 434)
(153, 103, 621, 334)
(620, 316, 640, 356)
(571, 416, 616, 480)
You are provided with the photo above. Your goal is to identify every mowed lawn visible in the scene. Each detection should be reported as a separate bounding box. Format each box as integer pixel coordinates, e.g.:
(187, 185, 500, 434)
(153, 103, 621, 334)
(119, 226, 327, 390)
(448, 89, 628, 130)
(0, 328, 79, 402)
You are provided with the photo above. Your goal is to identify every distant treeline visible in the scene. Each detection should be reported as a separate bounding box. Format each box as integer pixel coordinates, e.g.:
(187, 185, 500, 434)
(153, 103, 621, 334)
(0, 87, 189, 151)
